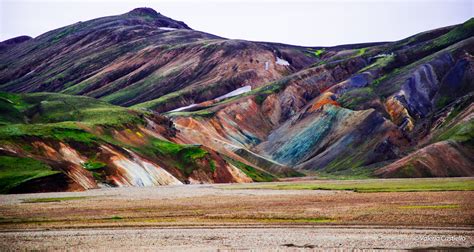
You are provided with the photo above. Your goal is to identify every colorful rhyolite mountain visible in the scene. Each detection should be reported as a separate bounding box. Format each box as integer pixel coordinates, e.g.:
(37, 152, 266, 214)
(0, 8, 473, 193)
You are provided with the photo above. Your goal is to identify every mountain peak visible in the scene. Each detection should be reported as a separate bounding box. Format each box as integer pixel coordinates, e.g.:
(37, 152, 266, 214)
(128, 7, 160, 17)
(126, 7, 191, 29)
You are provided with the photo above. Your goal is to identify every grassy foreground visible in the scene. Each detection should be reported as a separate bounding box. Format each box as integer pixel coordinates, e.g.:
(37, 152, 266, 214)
(223, 177, 474, 192)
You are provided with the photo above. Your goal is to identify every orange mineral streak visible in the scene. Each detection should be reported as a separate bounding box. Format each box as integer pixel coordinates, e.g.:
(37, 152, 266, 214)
(99, 145, 182, 187)
(199, 100, 215, 107)
(261, 93, 282, 125)
(225, 163, 253, 183)
(385, 96, 414, 131)
(308, 92, 340, 113)
(111, 128, 148, 146)
(30, 141, 97, 190)
(173, 117, 258, 167)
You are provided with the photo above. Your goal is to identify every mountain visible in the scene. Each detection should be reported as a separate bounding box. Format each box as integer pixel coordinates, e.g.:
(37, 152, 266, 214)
(0, 8, 473, 193)
(0, 8, 318, 111)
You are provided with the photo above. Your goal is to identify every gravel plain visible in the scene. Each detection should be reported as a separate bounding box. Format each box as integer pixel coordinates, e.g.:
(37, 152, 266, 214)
(1, 226, 473, 251)
(1, 181, 473, 250)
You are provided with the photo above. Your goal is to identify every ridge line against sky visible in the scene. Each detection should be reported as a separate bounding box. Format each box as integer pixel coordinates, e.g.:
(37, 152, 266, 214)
(0, 0, 472, 46)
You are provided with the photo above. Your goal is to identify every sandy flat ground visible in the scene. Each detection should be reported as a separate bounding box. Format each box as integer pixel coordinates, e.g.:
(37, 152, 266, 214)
(0, 183, 338, 205)
(1, 226, 473, 250)
(1, 180, 473, 250)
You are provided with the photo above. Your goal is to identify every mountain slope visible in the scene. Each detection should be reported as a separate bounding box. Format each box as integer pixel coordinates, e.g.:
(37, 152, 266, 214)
(0, 92, 285, 193)
(0, 8, 318, 113)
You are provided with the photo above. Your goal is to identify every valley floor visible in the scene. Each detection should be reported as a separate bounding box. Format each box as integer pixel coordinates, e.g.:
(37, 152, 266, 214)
(0, 178, 473, 250)
(1, 226, 473, 250)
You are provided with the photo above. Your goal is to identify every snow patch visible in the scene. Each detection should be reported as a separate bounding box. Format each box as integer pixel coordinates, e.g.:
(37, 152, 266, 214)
(373, 53, 395, 59)
(168, 86, 252, 113)
(276, 57, 290, 66)
(170, 103, 198, 112)
(216, 85, 252, 100)
(159, 27, 178, 31)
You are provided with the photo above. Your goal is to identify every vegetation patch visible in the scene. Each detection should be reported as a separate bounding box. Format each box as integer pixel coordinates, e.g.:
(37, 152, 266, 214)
(150, 139, 185, 155)
(313, 49, 325, 57)
(0, 95, 25, 124)
(433, 120, 474, 146)
(167, 109, 216, 118)
(210, 160, 216, 173)
(399, 204, 459, 209)
(181, 147, 208, 160)
(50, 26, 76, 43)
(83, 161, 107, 171)
(358, 53, 395, 73)
(107, 216, 124, 220)
(356, 47, 367, 56)
(132, 138, 211, 177)
(226, 178, 474, 192)
(435, 95, 473, 130)
(0, 92, 145, 127)
(22, 196, 87, 203)
(371, 68, 401, 88)
(338, 87, 376, 110)
(0, 156, 60, 194)
(0, 123, 98, 144)
(427, 18, 474, 50)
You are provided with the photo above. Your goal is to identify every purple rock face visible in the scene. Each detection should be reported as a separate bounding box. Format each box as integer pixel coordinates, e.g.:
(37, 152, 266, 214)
(401, 64, 439, 118)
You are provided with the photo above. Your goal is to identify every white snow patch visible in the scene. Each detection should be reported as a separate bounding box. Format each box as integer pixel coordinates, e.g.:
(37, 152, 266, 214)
(276, 57, 290, 66)
(159, 27, 178, 31)
(170, 103, 198, 112)
(264, 61, 269, 70)
(373, 53, 395, 59)
(216, 85, 252, 100)
(167, 86, 251, 113)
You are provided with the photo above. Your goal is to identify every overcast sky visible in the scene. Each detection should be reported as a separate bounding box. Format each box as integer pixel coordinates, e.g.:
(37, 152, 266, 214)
(0, 0, 472, 46)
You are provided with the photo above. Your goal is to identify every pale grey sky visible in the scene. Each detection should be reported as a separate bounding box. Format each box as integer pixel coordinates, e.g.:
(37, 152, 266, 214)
(0, 0, 472, 46)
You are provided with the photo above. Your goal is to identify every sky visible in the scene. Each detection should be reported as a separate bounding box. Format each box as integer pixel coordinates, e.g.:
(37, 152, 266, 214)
(0, 0, 472, 46)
